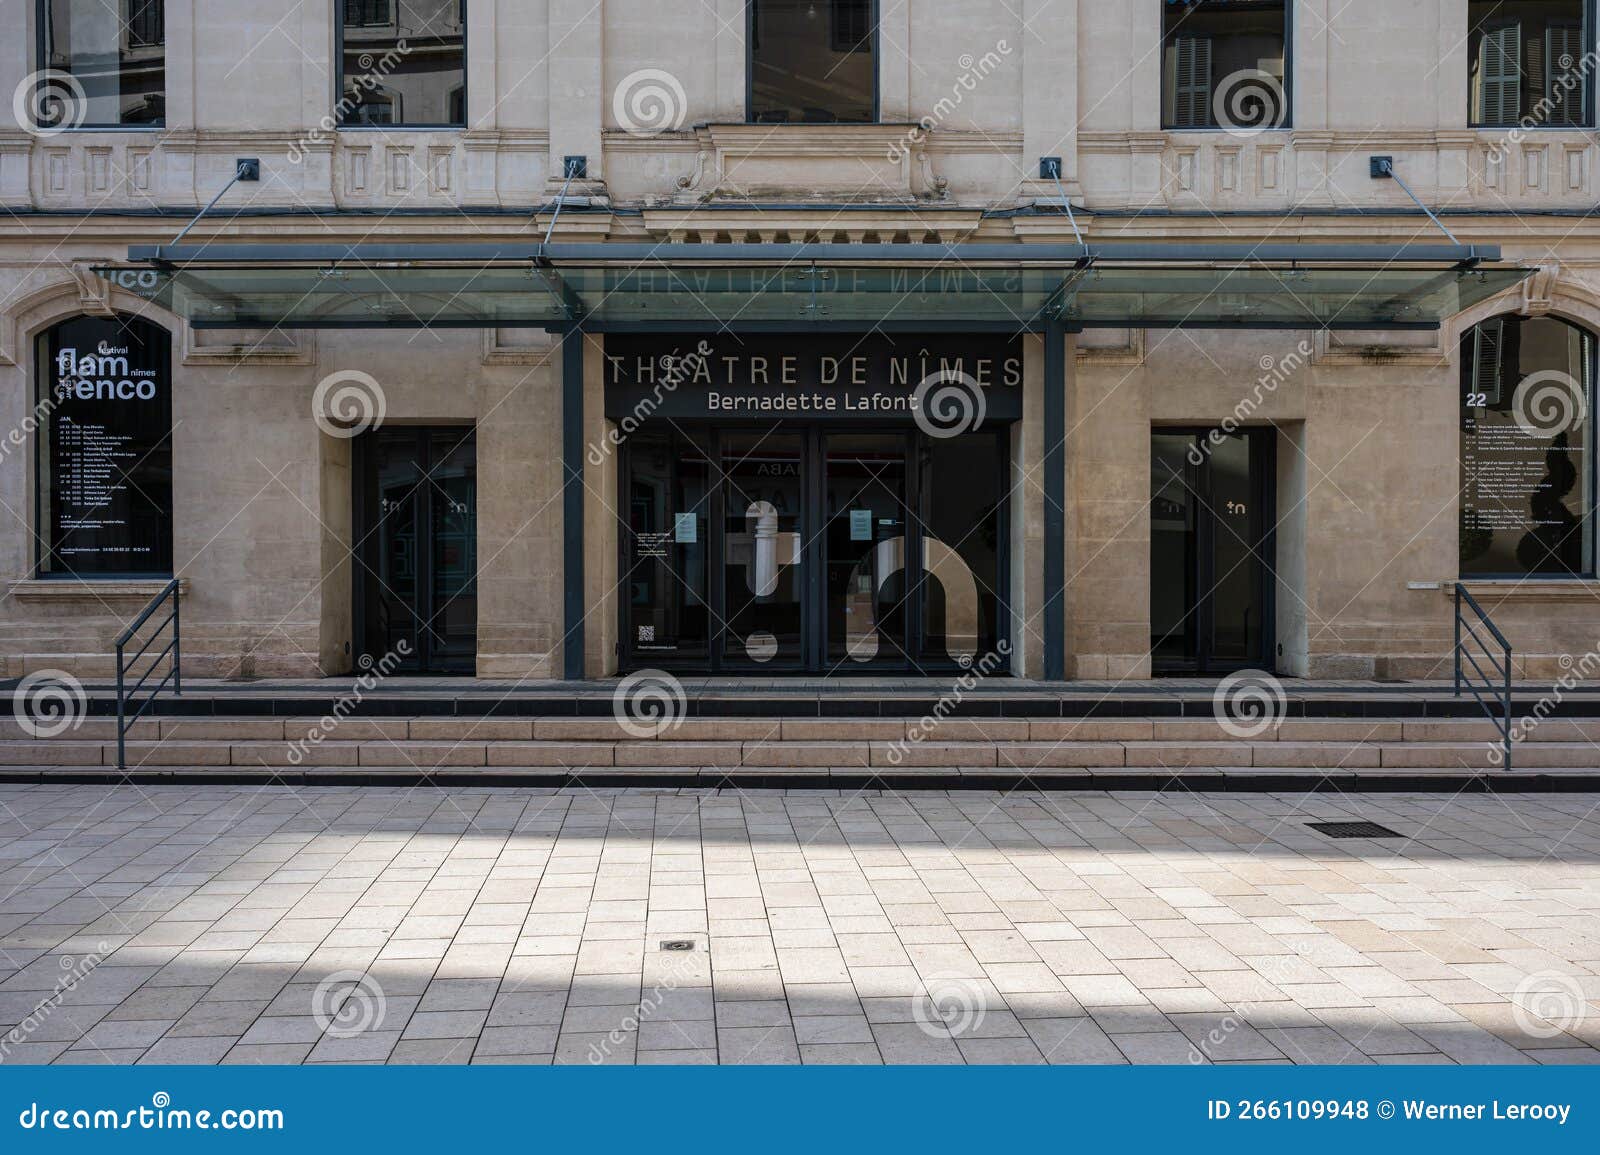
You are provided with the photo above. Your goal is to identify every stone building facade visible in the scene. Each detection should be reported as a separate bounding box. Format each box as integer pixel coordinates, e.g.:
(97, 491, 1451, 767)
(0, 0, 1595, 683)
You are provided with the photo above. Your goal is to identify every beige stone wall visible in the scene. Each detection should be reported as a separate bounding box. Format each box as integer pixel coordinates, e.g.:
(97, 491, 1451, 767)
(2, 3, 1600, 682)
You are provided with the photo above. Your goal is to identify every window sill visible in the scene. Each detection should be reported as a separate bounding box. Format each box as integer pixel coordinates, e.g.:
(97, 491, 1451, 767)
(1450, 579, 1600, 603)
(8, 578, 187, 605)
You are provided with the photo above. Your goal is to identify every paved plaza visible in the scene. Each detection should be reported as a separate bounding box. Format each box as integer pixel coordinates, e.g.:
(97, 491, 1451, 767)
(0, 785, 1598, 1066)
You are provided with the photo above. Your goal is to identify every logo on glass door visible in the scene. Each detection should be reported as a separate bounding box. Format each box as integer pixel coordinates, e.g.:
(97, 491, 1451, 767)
(728, 502, 800, 662)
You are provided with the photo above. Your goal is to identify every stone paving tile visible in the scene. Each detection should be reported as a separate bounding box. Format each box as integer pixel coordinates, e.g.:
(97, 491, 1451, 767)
(0, 785, 1598, 1067)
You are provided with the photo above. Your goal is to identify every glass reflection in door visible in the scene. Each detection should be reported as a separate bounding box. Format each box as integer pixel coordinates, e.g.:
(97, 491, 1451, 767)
(721, 431, 804, 667)
(1150, 433, 1199, 668)
(917, 433, 1003, 665)
(624, 430, 710, 664)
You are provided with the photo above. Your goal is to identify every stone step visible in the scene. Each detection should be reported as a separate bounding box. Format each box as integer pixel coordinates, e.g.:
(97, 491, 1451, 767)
(1, 767, 1595, 793)
(2, 715, 1597, 744)
(0, 737, 1589, 770)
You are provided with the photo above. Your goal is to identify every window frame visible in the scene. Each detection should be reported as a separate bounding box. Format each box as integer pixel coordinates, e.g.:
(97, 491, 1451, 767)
(34, 0, 168, 131)
(1468, 0, 1596, 129)
(1459, 312, 1599, 581)
(33, 314, 175, 581)
(335, 0, 468, 131)
(1159, 0, 1294, 133)
(746, 0, 881, 125)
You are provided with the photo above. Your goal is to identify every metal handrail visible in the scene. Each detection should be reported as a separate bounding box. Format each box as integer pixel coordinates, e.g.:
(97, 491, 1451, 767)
(1454, 584, 1512, 769)
(116, 579, 182, 770)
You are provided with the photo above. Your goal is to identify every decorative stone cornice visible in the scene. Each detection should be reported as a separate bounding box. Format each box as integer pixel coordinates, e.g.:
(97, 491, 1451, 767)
(669, 123, 944, 206)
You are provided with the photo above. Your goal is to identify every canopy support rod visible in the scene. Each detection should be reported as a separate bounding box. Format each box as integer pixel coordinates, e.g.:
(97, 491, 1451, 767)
(541, 167, 580, 253)
(1050, 172, 1085, 247)
(1369, 155, 1460, 246)
(168, 158, 260, 250)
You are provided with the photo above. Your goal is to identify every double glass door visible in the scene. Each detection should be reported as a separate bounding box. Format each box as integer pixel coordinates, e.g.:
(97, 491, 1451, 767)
(623, 426, 1006, 674)
(1150, 428, 1275, 674)
(354, 427, 478, 674)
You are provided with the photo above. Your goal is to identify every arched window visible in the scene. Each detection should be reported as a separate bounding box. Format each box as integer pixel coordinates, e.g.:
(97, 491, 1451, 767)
(34, 314, 173, 578)
(1460, 314, 1595, 577)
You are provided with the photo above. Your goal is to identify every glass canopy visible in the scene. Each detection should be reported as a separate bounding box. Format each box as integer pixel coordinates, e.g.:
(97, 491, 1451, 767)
(96, 242, 1529, 331)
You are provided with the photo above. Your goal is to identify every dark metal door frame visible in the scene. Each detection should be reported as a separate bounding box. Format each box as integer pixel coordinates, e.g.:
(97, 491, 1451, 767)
(618, 423, 1012, 674)
(353, 425, 477, 676)
(1152, 426, 1277, 675)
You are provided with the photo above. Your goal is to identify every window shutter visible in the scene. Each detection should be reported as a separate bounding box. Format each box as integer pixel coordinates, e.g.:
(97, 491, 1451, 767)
(1471, 318, 1505, 406)
(1173, 37, 1213, 128)
(1478, 24, 1522, 124)
(1547, 22, 1585, 125)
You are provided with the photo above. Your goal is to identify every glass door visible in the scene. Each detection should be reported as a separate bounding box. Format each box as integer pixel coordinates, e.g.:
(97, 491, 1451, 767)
(355, 426, 477, 674)
(618, 425, 1013, 674)
(623, 430, 711, 665)
(719, 431, 805, 668)
(1150, 428, 1274, 674)
(823, 433, 910, 667)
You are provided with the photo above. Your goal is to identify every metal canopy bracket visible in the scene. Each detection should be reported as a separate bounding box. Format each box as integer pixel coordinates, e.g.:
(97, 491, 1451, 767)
(1370, 155, 1463, 248)
(166, 158, 260, 250)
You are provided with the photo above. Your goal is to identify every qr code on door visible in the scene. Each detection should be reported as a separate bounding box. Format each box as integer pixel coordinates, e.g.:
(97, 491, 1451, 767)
(637, 625, 656, 643)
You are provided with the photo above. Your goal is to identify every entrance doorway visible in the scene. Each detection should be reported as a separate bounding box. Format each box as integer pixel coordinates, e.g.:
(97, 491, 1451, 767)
(1150, 428, 1276, 674)
(622, 425, 1008, 674)
(354, 426, 477, 674)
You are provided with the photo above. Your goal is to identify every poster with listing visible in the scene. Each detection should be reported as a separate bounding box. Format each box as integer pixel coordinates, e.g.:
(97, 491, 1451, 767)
(39, 315, 173, 577)
(1459, 316, 1592, 577)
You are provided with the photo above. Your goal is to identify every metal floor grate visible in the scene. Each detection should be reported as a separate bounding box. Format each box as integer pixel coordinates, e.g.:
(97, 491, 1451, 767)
(1306, 820, 1403, 839)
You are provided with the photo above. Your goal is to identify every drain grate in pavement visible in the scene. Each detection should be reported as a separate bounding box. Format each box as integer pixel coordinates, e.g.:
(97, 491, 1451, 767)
(1306, 820, 1403, 839)
(659, 939, 696, 951)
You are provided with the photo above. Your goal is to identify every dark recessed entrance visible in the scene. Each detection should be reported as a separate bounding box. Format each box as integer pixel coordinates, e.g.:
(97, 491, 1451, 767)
(354, 426, 477, 675)
(621, 425, 1008, 674)
(1151, 427, 1276, 674)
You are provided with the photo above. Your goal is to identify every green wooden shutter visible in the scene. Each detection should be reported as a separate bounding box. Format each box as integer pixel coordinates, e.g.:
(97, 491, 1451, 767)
(1546, 22, 1586, 125)
(1173, 37, 1213, 128)
(1478, 23, 1522, 125)
(1471, 318, 1505, 407)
